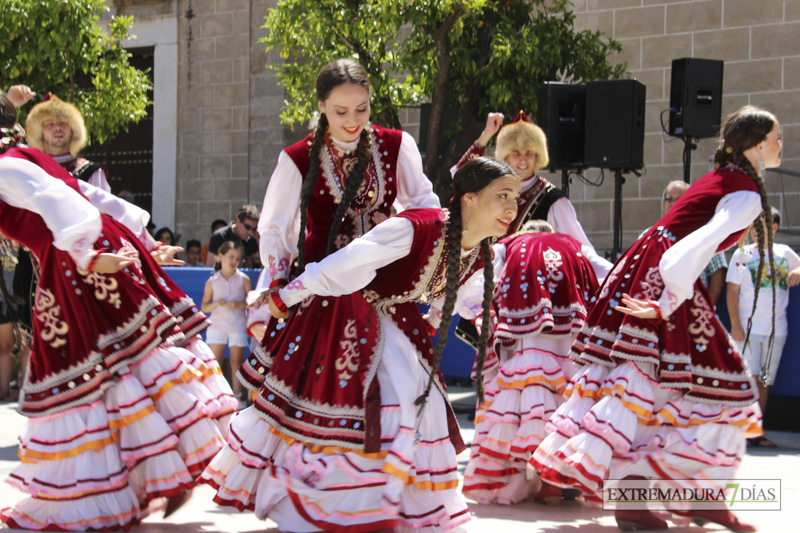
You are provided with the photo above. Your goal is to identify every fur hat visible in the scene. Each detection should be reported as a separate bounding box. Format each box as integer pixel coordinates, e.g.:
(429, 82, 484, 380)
(495, 110, 549, 173)
(25, 94, 87, 156)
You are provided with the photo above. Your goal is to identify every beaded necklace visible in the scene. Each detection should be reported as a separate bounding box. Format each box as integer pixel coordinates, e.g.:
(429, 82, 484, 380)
(322, 129, 378, 215)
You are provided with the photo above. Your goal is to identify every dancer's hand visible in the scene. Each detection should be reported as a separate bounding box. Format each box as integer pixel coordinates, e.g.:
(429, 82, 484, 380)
(90, 251, 136, 274)
(252, 290, 270, 309)
(476, 112, 504, 148)
(6, 85, 35, 108)
(151, 245, 185, 266)
(613, 294, 659, 319)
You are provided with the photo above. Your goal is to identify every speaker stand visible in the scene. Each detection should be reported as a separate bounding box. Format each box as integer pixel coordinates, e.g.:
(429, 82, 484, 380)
(681, 136, 697, 183)
(613, 169, 625, 261)
(561, 168, 570, 197)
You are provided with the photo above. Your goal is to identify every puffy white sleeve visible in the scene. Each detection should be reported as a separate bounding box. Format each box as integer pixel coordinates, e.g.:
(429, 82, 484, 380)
(548, 196, 592, 247)
(77, 180, 150, 242)
(394, 132, 440, 211)
(548, 197, 612, 280)
(580, 244, 612, 283)
(246, 268, 272, 333)
(452, 244, 503, 324)
(88, 168, 111, 193)
(258, 151, 303, 284)
(0, 156, 101, 270)
(279, 216, 414, 307)
(657, 190, 762, 318)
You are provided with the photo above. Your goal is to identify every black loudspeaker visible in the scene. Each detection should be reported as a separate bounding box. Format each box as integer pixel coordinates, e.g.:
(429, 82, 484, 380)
(584, 79, 646, 169)
(668, 57, 724, 139)
(537, 82, 586, 169)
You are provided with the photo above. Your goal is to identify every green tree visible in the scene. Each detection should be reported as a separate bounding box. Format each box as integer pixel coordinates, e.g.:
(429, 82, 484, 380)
(262, 0, 626, 194)
(0, 0, 151, 144)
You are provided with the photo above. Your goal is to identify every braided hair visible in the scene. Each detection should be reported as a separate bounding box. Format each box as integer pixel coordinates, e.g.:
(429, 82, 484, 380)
(295, 59, 372, 275)
(714, 106, 778, 356)
(416, 157, 518, 408)
(0, 91, 17, 128)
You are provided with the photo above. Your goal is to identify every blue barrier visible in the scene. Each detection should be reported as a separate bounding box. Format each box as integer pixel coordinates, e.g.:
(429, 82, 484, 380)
(163, 267, 261, 359)
(161, 267, 799, 397)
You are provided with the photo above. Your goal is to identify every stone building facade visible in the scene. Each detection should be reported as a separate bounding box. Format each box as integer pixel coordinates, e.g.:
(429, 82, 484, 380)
(106, 0, 800, 249)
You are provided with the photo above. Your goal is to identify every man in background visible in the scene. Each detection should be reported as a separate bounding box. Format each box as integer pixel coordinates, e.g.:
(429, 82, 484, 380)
(206, 206, 260, 268)
(26, 94, 111, 192)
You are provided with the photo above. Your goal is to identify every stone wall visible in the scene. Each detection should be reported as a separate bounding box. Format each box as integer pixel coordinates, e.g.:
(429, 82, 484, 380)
(559, 0, 800, 250)
(109, 0, 800, 249)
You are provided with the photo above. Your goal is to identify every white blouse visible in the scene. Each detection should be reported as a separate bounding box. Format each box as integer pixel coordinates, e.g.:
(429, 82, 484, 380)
(0, 156, 101, 270)
(277, 215, 481, 320)
(657, 189, 761, 318)
(258, 131, 440, 282)
(77, 181, 152, 247)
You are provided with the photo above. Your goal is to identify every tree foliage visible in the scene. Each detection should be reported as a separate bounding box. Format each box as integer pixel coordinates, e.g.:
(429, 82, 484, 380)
(262, 0, 627, 192)
(0, 0, 151, 144)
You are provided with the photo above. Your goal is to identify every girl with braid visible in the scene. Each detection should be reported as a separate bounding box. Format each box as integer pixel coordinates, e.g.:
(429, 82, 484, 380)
(530, 105, 781, 532)
(0, 90, 231, 530)
(200, 157, 520, 532)
(462, 220, 599, 507)
(239, 59, 439, 390)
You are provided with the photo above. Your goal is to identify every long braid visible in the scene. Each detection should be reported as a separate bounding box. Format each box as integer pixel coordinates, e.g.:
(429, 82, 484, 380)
(732, 152, 776, 355)
(326, 128, 372, 255)
(472, 238, 495, 405)
(295, 114, 328, 275)
(415, 200, 463, 408)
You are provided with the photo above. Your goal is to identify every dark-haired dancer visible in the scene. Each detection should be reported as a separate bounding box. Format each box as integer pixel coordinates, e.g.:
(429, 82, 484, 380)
(0, 90, 230, 530)
(531, 105, 781, 532)
(201, 157, 520, 532)
(463, 221, 599, 506)
(238, 58, 439, 399)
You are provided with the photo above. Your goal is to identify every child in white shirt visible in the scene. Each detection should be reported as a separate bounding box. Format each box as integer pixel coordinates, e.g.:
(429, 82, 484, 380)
(202, 240, 253, 407)
(726, 207, 800, 446)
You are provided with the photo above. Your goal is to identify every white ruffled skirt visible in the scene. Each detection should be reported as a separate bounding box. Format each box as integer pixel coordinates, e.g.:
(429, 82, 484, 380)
(463, 336, 578, 504)
(200, 313, 470, 532)
(530, 360, 762, 501)
(2, 343, 235, 530)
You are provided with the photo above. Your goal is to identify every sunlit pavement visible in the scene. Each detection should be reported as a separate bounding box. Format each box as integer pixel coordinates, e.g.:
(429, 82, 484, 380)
(1, 387, 798, 532)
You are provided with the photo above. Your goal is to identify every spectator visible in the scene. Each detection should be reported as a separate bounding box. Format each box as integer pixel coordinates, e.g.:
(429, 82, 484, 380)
(726, 207, 800, 447)
(201, 218, 228, 266)
(184, 239, 202, 267)
(154, 226, 179, 246)
(26, 94, 111, 192)
(0, 237, 22, 401)
(117, 189, 136, 204)
(201, 241, 253, 409)
(206, 206, 260, 268)
(656, 180, 729, 306)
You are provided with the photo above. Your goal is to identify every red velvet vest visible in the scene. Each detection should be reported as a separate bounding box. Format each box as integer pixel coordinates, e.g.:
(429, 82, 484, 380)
(284, 125, 403, 264)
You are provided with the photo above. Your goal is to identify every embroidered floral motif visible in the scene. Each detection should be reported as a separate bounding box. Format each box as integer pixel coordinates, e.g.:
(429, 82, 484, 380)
(599, 257, 627, 299)
(636, 266, 664, 301)
(689, 290, 715, 345)
(35, 288, 68, 348)
(543, 247, 564, 291)
(286, 279, 306, 291)
(268, 256, 290, 279)
(363, 290, 380, 303)
(335, 319, 360, 380)
(83, 272, 122, 309)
